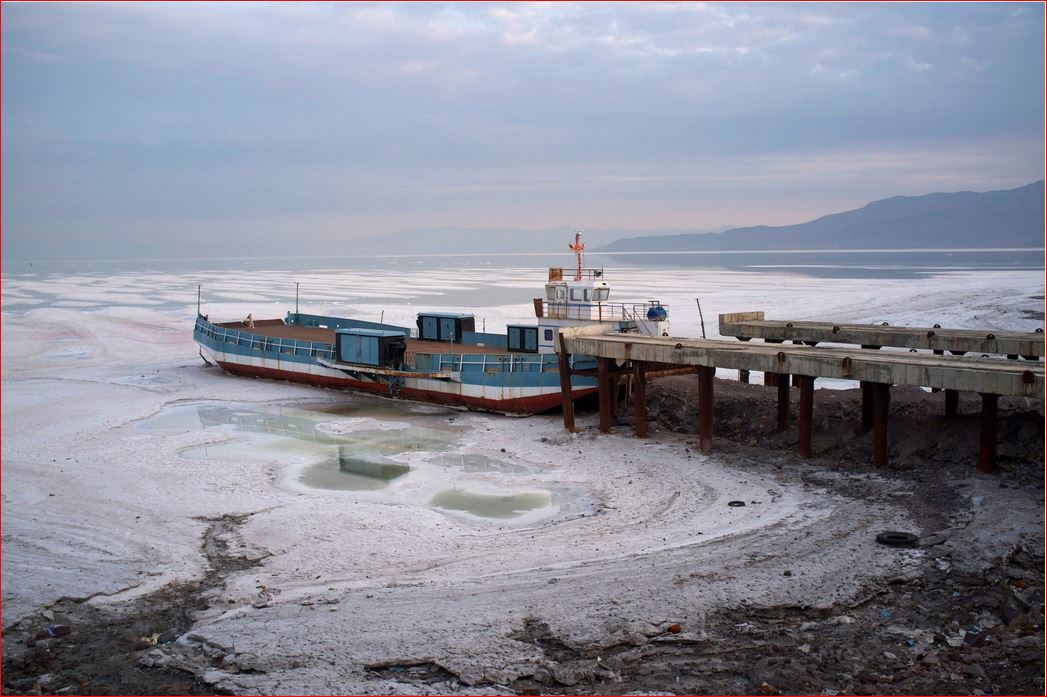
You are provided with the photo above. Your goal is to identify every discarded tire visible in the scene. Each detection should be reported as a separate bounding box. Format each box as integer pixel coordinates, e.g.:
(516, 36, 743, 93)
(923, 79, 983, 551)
(875, 531, 918, 548)
(727, 500, 746, 507)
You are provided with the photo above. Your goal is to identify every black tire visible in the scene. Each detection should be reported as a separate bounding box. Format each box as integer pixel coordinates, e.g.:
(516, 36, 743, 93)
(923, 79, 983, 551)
(875, 531, 918, 547)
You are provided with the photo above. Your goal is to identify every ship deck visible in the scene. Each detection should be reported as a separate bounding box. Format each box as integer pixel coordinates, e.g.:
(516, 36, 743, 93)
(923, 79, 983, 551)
(215, 319, 516, 355)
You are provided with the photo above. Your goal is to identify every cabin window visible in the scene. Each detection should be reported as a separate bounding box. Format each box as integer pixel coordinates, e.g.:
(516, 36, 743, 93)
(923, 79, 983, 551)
(583, 289, 591, 301)
(556, 287, 567, 300)
(544, 329, 553, 341)
(570, 288, 582, 301)
(546, 287, 557, 300)
(593, 288, 609, 301)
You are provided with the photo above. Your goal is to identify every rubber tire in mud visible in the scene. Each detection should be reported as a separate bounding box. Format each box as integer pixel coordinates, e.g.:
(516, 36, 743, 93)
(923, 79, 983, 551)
(875, 531, 919, 547)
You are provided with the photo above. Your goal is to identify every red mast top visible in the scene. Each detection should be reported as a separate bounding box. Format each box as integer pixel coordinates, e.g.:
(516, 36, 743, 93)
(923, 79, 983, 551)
(568, 231, 586, 281)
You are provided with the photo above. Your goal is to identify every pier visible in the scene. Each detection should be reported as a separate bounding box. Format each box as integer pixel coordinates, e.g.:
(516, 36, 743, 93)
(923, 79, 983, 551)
(555, 322, 1045, 473)
(719, 311, 1045, 359)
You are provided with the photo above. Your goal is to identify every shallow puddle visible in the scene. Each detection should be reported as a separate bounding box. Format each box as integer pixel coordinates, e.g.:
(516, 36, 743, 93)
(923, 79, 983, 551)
(139, 400, 559, 520)
(430, 489, 553, 519)
(141, 400, 456, 490)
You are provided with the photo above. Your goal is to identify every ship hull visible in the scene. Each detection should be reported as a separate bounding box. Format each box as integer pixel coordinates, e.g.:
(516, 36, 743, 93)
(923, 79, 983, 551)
(196, 318, 597, 415)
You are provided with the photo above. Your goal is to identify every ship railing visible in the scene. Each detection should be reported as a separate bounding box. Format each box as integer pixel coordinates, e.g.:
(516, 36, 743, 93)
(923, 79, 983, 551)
(539, 300, 667, 323)
(547, 267, 607, 282)
(194, 315, 335, 360)
(416, 351, 586, 374)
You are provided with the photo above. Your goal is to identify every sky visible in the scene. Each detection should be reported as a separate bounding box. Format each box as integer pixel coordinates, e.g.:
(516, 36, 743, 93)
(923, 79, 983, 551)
(2, 2, 1044, 260)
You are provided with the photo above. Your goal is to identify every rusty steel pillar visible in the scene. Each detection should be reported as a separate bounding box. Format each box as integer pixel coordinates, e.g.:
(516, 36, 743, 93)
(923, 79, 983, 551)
(797, 375, 815, 458)
(776, 373, 791, 431)
(979, 393, 998, 474)
(872, 382, 891, 467)
(859, 381, 873, 433)
(944, 389, 959, 418)
(597, 357, 612, 434)
(697, 365, 715, 453)
(633, 361, 648, 438)
(557, 334, 576, 432)
(739, 369, 750, 384)
(765, 371, 779, 387)
(609, 366, 619, 421)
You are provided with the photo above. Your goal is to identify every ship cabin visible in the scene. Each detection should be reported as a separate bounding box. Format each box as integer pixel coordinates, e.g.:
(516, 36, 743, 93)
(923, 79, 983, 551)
(535, 266, 670, 337)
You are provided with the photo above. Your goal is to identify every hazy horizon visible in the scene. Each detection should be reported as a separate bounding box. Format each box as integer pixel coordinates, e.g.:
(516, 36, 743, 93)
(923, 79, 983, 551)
(3, 2, 1044, 261)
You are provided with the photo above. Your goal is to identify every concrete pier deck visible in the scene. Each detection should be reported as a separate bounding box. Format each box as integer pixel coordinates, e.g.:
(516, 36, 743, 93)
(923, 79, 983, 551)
(555, 326, 1044, 472)
(719, 311, 1045, 358)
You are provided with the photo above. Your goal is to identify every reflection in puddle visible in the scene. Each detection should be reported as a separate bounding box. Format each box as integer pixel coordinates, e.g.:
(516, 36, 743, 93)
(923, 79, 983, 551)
(431, 452, 527, 474)
(141, 400, 566, 521)
(142, 401, 456, 491)
(430, 489, 552, 519)
(298, 449, 411, 491)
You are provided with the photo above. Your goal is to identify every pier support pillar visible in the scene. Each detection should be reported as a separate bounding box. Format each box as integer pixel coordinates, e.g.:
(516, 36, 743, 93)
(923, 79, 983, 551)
(633, 361, 648, 438)
(765, 372, 779, 387)
(776, 373, 791, 431)
(598, 357, 613, 434)
(557, 334, 576, 432)
(944, 389, 959, 418)
(860, 381, 873, 433)
(872, 382, 891, 467)
(979, 393, 998, 474)
(931, 350, 944, 392)
(797, 375, 815, 458)
(697, 365, 715, 453)
(739, 369, 750, 384)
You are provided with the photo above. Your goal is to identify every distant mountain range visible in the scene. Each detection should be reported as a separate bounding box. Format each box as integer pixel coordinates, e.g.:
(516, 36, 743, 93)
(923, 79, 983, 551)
(351, 226, 722, 255)
(599, 181, 1045, 252)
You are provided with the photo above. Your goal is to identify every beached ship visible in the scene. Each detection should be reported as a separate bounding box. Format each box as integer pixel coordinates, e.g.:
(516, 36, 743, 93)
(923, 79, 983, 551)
(193, 233, 669, 414)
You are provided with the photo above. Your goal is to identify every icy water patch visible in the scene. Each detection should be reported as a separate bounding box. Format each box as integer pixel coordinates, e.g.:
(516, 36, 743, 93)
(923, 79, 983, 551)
(138, 399, 563, 521)
(430, 489, 553, 519)
(141, 400, 455, 491)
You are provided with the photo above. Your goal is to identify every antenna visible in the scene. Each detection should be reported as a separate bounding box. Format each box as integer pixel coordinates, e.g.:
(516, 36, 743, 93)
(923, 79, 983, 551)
(295, 282, 300, 314)
(568, 231, 586, 282)
(197, 284, 201, 316)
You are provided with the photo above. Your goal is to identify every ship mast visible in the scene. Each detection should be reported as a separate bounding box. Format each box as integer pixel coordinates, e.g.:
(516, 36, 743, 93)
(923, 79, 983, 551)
(569, 231, 586, 282)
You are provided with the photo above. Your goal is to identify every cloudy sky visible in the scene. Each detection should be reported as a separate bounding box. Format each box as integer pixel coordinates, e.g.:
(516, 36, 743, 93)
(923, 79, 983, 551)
(2, 2, 1044, 260)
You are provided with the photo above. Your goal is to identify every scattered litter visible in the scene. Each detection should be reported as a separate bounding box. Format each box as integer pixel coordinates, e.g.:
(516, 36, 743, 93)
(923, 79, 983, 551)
(46, 625, 71, 638)
(880, 609, 892, 619)
(139, 632, 161, 646)
(667, 623, 683, 634)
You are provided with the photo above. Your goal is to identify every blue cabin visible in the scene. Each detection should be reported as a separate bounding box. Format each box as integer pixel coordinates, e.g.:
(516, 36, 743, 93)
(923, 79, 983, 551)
(335, 328, 407, 367)
(416, 312, 475, 343)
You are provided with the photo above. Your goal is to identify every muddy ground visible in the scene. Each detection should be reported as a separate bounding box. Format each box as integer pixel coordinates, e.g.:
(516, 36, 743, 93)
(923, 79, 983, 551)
(2, 377, 1044, 695)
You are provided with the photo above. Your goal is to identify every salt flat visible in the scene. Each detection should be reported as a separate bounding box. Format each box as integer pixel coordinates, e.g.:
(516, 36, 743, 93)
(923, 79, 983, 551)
(2, 263, 1042, 693)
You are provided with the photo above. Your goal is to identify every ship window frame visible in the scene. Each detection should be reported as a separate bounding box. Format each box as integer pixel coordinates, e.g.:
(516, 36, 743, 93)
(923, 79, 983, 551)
(593, 288, 609, 301)
(570, 288, 582, 301)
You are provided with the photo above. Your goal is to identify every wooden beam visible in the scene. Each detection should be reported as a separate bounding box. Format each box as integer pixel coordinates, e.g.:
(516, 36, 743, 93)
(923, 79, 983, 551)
(776, 373, 790, 431)
(633, 360, 648, 438)
(697, 365, 715, 453)
(872, 382, 891, 467)
(797, 375, 814, 458)
(598, 357, 612, 434)
(557, 333, 575, 432)
(979, 393, 998, 474)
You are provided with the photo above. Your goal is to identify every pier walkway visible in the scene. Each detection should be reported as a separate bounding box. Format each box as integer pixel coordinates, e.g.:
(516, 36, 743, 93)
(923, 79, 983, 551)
(555, 324, 1045, 473)
(718, 311, 1044, 358)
